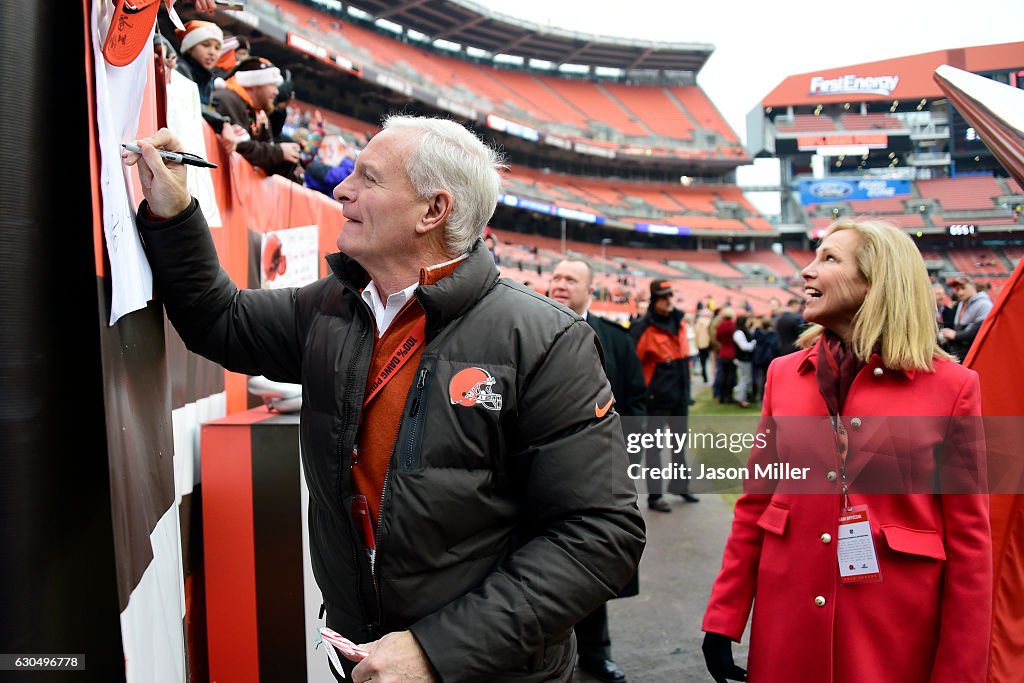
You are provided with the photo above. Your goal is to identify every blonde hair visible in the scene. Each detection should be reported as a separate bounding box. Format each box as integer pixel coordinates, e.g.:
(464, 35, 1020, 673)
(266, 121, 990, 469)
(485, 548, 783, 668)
(797, 218, 953, 371)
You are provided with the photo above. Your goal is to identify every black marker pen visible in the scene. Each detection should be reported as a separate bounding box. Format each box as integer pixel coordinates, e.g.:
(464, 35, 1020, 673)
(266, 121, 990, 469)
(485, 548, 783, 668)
(121, 143, 218, 169)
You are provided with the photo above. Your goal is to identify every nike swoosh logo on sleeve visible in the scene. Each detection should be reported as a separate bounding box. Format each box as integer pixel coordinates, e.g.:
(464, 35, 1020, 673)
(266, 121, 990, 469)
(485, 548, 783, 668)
(595, 398, 614, 418)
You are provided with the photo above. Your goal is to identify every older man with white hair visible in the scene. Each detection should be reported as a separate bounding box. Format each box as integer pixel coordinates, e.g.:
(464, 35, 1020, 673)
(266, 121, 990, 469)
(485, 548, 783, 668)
(123, 115, 645, 683)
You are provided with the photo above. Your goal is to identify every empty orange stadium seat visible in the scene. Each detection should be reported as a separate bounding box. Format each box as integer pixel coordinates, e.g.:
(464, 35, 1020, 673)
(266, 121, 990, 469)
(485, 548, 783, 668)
(774, 115, 837, 133)
(669, 86, 739, 143)
(917, 176, 1003, 212)
(601, 83, 695, 140)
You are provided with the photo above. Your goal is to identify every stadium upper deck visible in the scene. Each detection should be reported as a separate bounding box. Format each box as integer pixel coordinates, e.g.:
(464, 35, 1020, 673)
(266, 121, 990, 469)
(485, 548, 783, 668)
(749, 41, 1024, 176)
(339, 0, 714, 72)
(156, 7, 1024, 318)
(211, 0, 748, 167)
(744, 41, 1024, 233)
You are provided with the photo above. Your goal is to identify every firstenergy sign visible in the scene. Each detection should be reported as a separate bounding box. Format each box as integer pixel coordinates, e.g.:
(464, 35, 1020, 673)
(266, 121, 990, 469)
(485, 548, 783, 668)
(809, 74, 900, 97)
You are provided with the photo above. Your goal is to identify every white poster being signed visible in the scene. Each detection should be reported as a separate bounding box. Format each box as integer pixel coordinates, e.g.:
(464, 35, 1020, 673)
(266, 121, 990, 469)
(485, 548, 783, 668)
(91, 0, 153, 325)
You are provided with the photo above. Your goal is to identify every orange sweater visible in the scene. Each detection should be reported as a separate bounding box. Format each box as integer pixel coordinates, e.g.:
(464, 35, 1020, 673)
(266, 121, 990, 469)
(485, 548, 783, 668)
(352, 260, 460, 527)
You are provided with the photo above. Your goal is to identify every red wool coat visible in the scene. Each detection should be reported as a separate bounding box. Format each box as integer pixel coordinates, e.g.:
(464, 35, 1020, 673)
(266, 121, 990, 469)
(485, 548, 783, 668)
(703, 340, 992, 683)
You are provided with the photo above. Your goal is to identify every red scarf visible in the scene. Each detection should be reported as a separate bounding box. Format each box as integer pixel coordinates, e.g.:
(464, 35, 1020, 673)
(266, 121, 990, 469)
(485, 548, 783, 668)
(815, 331, 864, 416)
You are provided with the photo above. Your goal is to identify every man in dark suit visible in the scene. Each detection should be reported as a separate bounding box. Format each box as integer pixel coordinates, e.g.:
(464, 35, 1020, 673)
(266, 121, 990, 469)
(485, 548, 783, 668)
(933, 282, 956, 354)
(773, 297, 806, 355)
(549, 259, 646, 683)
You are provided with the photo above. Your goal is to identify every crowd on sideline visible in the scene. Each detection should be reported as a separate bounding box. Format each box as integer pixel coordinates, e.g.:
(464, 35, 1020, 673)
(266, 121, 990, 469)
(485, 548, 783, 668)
(487, 224, 1002, 419)
(154, 18, 366, 193)
(533, 264, 995, 414)
(624, 294, 796, 410)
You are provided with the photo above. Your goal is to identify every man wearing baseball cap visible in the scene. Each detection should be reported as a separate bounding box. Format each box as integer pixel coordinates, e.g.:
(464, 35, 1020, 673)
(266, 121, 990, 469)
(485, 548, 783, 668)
(630, 280, 699, 511)
(940, 276, 993, 362)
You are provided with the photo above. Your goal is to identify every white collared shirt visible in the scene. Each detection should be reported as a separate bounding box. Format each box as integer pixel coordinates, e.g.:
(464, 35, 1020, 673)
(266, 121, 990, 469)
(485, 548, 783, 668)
(361, 281, 419, 337)
(361, 254, 470, 336)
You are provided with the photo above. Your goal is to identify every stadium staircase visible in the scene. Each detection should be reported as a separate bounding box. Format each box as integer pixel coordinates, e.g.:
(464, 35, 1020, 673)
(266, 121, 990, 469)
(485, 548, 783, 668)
(779, 250, 807, 274)
(595, 83, 658, 138)
(662, 88, 703, 137)
(997, 250, 1016, 272)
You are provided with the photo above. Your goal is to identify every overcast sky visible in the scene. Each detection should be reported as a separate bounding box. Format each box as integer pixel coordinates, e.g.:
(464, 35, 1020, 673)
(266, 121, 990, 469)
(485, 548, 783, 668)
(474, 0, 1024, 144)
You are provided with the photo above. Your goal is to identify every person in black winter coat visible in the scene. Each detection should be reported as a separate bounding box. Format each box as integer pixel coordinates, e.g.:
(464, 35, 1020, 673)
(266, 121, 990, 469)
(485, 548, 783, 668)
(774, 297, 806, 356)
(751, 317, 779, 402)
(124, 118, 645, 683)
(549, 258, 646, 683)
(933, 282, 956, 354)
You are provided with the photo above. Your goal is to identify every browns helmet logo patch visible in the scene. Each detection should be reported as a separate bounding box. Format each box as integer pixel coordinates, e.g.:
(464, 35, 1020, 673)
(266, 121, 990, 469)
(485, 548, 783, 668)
(448, 367, 503, 411)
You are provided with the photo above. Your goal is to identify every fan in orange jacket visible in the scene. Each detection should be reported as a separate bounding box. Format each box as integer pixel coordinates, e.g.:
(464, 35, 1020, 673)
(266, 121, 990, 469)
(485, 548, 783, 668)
(630, 280, 698, 510)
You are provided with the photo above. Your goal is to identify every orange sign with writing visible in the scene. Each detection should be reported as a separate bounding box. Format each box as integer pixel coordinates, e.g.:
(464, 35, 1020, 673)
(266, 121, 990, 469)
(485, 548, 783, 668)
(796, 134, 888, 150)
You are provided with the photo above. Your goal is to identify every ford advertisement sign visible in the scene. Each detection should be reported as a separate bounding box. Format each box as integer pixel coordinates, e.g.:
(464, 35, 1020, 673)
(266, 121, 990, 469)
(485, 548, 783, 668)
(799, 178, 911, 205)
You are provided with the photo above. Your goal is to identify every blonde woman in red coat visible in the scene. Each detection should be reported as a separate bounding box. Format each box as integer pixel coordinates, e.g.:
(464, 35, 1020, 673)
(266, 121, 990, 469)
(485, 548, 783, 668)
(702, 219, 991, 683)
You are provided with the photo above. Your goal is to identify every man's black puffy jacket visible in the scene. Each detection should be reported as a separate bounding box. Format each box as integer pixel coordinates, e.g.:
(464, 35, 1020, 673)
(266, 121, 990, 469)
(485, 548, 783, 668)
(138, 200, 646, 682)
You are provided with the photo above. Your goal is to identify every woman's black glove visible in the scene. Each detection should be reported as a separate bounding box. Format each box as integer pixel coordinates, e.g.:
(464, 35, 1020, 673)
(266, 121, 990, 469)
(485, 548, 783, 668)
(702, 632, 747, 682)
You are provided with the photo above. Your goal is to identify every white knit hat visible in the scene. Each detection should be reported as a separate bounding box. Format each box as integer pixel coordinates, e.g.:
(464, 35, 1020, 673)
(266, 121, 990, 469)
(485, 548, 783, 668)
(176, 20, 224, 55)
(231, 57, 284, 88)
